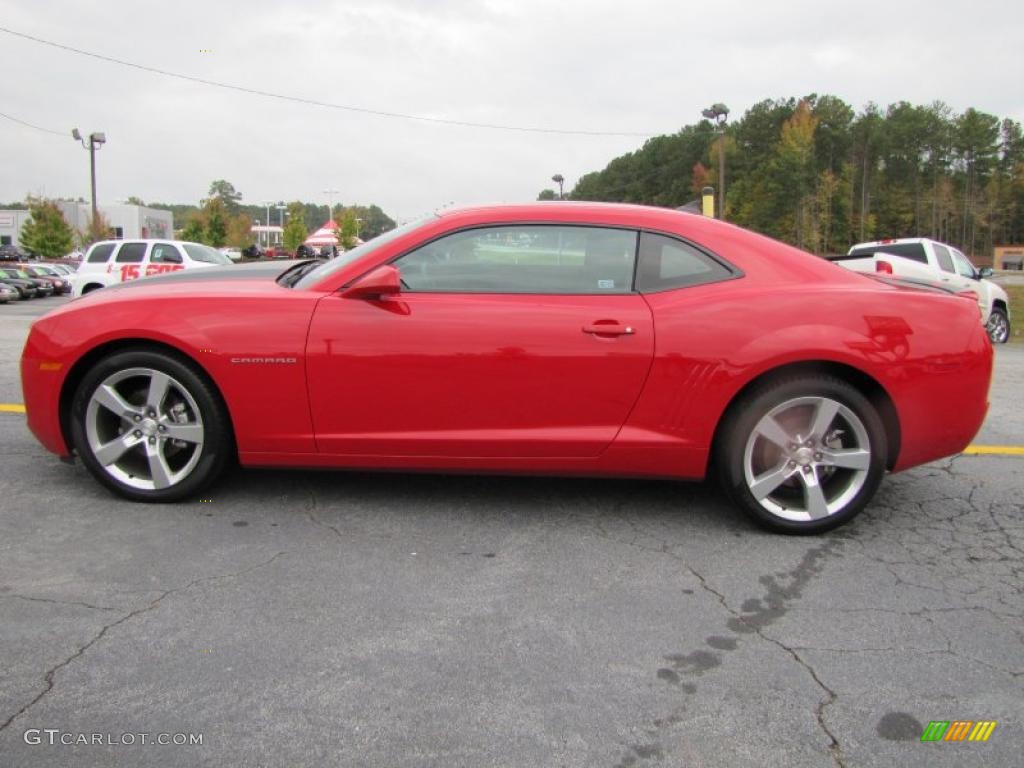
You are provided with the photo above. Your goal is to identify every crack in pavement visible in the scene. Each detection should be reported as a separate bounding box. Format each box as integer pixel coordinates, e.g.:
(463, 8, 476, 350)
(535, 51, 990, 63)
(686, 551, 848, 768)
(305, 487, 347, 541)
(0, 550, 290, 733)
(587, 509, 851, 768)
(0, 594, 121, 612)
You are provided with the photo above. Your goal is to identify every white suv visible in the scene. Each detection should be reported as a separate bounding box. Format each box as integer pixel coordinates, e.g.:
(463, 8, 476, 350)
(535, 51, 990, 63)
(71, 240, 233, 297)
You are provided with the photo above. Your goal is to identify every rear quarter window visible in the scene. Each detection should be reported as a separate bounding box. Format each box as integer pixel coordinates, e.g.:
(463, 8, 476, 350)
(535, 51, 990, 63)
(115, 243, 147, 263)
(86, 243, 117, 263)
(636, 232, 735, 292)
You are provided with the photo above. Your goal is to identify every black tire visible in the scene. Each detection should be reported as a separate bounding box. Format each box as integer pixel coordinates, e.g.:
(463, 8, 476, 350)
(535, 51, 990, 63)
(69, 348, 232, 502)
(986, 307, 1010, 344)
(716, 375, 887, 534)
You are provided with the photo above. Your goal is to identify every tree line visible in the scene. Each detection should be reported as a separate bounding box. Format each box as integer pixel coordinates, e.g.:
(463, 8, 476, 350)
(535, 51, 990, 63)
(567, 95, 1024, 256)
(9, 180, 397, 257)
(150, 180, 397, 249)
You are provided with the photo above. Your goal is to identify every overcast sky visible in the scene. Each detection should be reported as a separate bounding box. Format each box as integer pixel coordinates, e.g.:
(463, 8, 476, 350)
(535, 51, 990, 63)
(2, 0, 1023, 223)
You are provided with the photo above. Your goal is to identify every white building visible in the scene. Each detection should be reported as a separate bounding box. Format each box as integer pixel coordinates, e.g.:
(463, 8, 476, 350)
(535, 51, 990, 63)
(0, 202, 174, 247)
(58, 202, 173, 240)
(0, 209, 34, 247)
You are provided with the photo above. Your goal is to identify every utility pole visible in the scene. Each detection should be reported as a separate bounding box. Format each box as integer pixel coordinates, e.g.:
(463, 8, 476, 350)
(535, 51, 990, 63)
(701, 104, 729, 219)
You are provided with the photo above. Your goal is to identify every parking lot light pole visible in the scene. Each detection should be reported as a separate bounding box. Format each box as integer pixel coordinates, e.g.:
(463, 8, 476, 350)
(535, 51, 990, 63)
(701, 104, 729, 219)
(71, 128, 106, 226)
(551, 174, 565, 200)
(323, 188, 340, 223)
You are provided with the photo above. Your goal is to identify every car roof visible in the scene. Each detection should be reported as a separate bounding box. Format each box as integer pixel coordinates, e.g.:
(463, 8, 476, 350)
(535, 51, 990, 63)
(438, 201, 678, 218)
(88, 239, 205, 246)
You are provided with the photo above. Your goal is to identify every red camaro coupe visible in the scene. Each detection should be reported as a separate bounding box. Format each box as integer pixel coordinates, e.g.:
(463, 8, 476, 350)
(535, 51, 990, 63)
(21, 203, 992, 533)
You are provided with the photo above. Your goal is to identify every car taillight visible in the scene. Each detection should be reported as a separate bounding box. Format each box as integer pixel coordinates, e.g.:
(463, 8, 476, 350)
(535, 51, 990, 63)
(875, 260, 893, 274)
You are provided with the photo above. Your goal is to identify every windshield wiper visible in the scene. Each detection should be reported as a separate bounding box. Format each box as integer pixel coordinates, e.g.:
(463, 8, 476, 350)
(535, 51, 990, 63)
(277, 260, 321, 288)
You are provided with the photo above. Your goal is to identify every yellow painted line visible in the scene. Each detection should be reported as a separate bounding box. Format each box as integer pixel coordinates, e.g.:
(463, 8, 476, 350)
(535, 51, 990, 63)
(962, 445, 1024, 456)
(0, 401, 1023, 458)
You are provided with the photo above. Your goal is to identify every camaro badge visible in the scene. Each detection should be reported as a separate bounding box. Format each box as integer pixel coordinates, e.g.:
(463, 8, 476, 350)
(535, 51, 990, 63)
(229, 357, 298, 364)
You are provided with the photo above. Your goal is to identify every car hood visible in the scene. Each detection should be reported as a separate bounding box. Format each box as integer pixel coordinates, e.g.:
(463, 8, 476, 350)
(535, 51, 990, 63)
(0, 277, 36, 288)
(97, 259, 308, 293)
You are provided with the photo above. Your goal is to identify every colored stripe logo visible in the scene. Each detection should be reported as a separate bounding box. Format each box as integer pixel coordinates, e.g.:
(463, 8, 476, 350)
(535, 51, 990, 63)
(921, 720, 997, 742)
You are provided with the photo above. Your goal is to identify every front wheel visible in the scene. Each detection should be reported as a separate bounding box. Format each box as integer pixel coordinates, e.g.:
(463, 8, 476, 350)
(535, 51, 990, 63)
(70, 349, 232, 502)
(716, 376, 887, 534)
(986, 307, 1009, 344)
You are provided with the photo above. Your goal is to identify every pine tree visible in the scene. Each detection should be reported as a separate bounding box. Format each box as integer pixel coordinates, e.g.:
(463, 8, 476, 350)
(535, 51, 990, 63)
(282, 202, 309, 251)
(19, 198, 75, 258)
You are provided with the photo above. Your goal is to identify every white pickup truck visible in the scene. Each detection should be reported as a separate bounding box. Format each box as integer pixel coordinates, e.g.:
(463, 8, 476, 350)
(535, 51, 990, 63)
(830, 237, 1011, 343)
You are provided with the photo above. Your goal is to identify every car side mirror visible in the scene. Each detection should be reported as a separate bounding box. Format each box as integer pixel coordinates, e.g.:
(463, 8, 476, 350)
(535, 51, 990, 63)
(978, 267, 993, 279)
(341, 265, 402, 299)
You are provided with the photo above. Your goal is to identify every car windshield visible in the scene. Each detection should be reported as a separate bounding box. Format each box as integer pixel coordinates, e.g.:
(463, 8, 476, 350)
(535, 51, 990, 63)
(293, 216, 436, 289)
(182, 243, 233, 265)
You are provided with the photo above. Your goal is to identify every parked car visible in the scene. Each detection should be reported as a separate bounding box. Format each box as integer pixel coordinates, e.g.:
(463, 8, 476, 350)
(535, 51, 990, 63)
(0, 283, 17, 303)
(22, 203, 992, 534)
(0, 267, 54, 297)
(17, 264, 71, 294)
(832, 238, 1011, 343)
(0, 273, 38, 299)
(70, 239, 233, 297)
(266, 245, 293, 259)
(219, 247, 243, 262)
(45, 263, 77, 277)
(0, 244, 34, 262)
(241, 244, 266, 259)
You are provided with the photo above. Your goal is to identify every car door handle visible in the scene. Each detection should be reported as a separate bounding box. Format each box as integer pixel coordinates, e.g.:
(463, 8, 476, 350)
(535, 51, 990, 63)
(582, 322, 635, 336)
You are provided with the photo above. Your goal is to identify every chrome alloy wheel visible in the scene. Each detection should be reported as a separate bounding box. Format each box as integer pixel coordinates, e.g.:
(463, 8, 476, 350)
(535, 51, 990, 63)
(84, 367, 205, 491)
(742, 396, 872, 522)
(986, 310, 1009, 344)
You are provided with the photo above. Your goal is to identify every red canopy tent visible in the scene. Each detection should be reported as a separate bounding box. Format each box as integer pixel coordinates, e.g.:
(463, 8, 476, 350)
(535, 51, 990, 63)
(304, 220, 339, 247)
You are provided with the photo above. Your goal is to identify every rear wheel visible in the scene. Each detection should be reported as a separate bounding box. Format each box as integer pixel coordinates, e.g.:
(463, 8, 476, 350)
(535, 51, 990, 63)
(70, 349, 232, 501)
(717, 376, 887, 534)
(986, 307, 1009, 344)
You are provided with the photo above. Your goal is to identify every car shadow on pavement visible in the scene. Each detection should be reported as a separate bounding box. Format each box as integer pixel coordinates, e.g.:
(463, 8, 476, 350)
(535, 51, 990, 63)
(210, 467, 751, 536)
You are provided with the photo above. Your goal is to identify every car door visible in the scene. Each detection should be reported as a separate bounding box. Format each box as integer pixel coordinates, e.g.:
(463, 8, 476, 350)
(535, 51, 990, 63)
(305, 224, 654, 458)
(931, 243, 962, 287)
(110, 242, 148, 283)
(949, 248, 987, 316)
(146, 242, 185, 277)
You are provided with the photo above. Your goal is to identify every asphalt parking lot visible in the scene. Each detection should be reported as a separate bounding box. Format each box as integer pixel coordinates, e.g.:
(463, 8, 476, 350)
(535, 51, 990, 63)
(1, 297, 1021, 767)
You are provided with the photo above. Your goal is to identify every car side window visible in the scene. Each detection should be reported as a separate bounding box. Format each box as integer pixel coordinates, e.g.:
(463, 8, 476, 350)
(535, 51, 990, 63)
(151, 243, 183, 264)
(115, 243, 146, 263)
(87, 243, 116, 263)
(933, 244, 955, 273)
(951, 250, 976, 279)
(635, 232, 734, 292)
(394, 225, 638, 294)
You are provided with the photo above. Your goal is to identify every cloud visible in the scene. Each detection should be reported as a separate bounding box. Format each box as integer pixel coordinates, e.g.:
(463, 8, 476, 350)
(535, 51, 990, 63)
(1, 0, 1023, 220)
